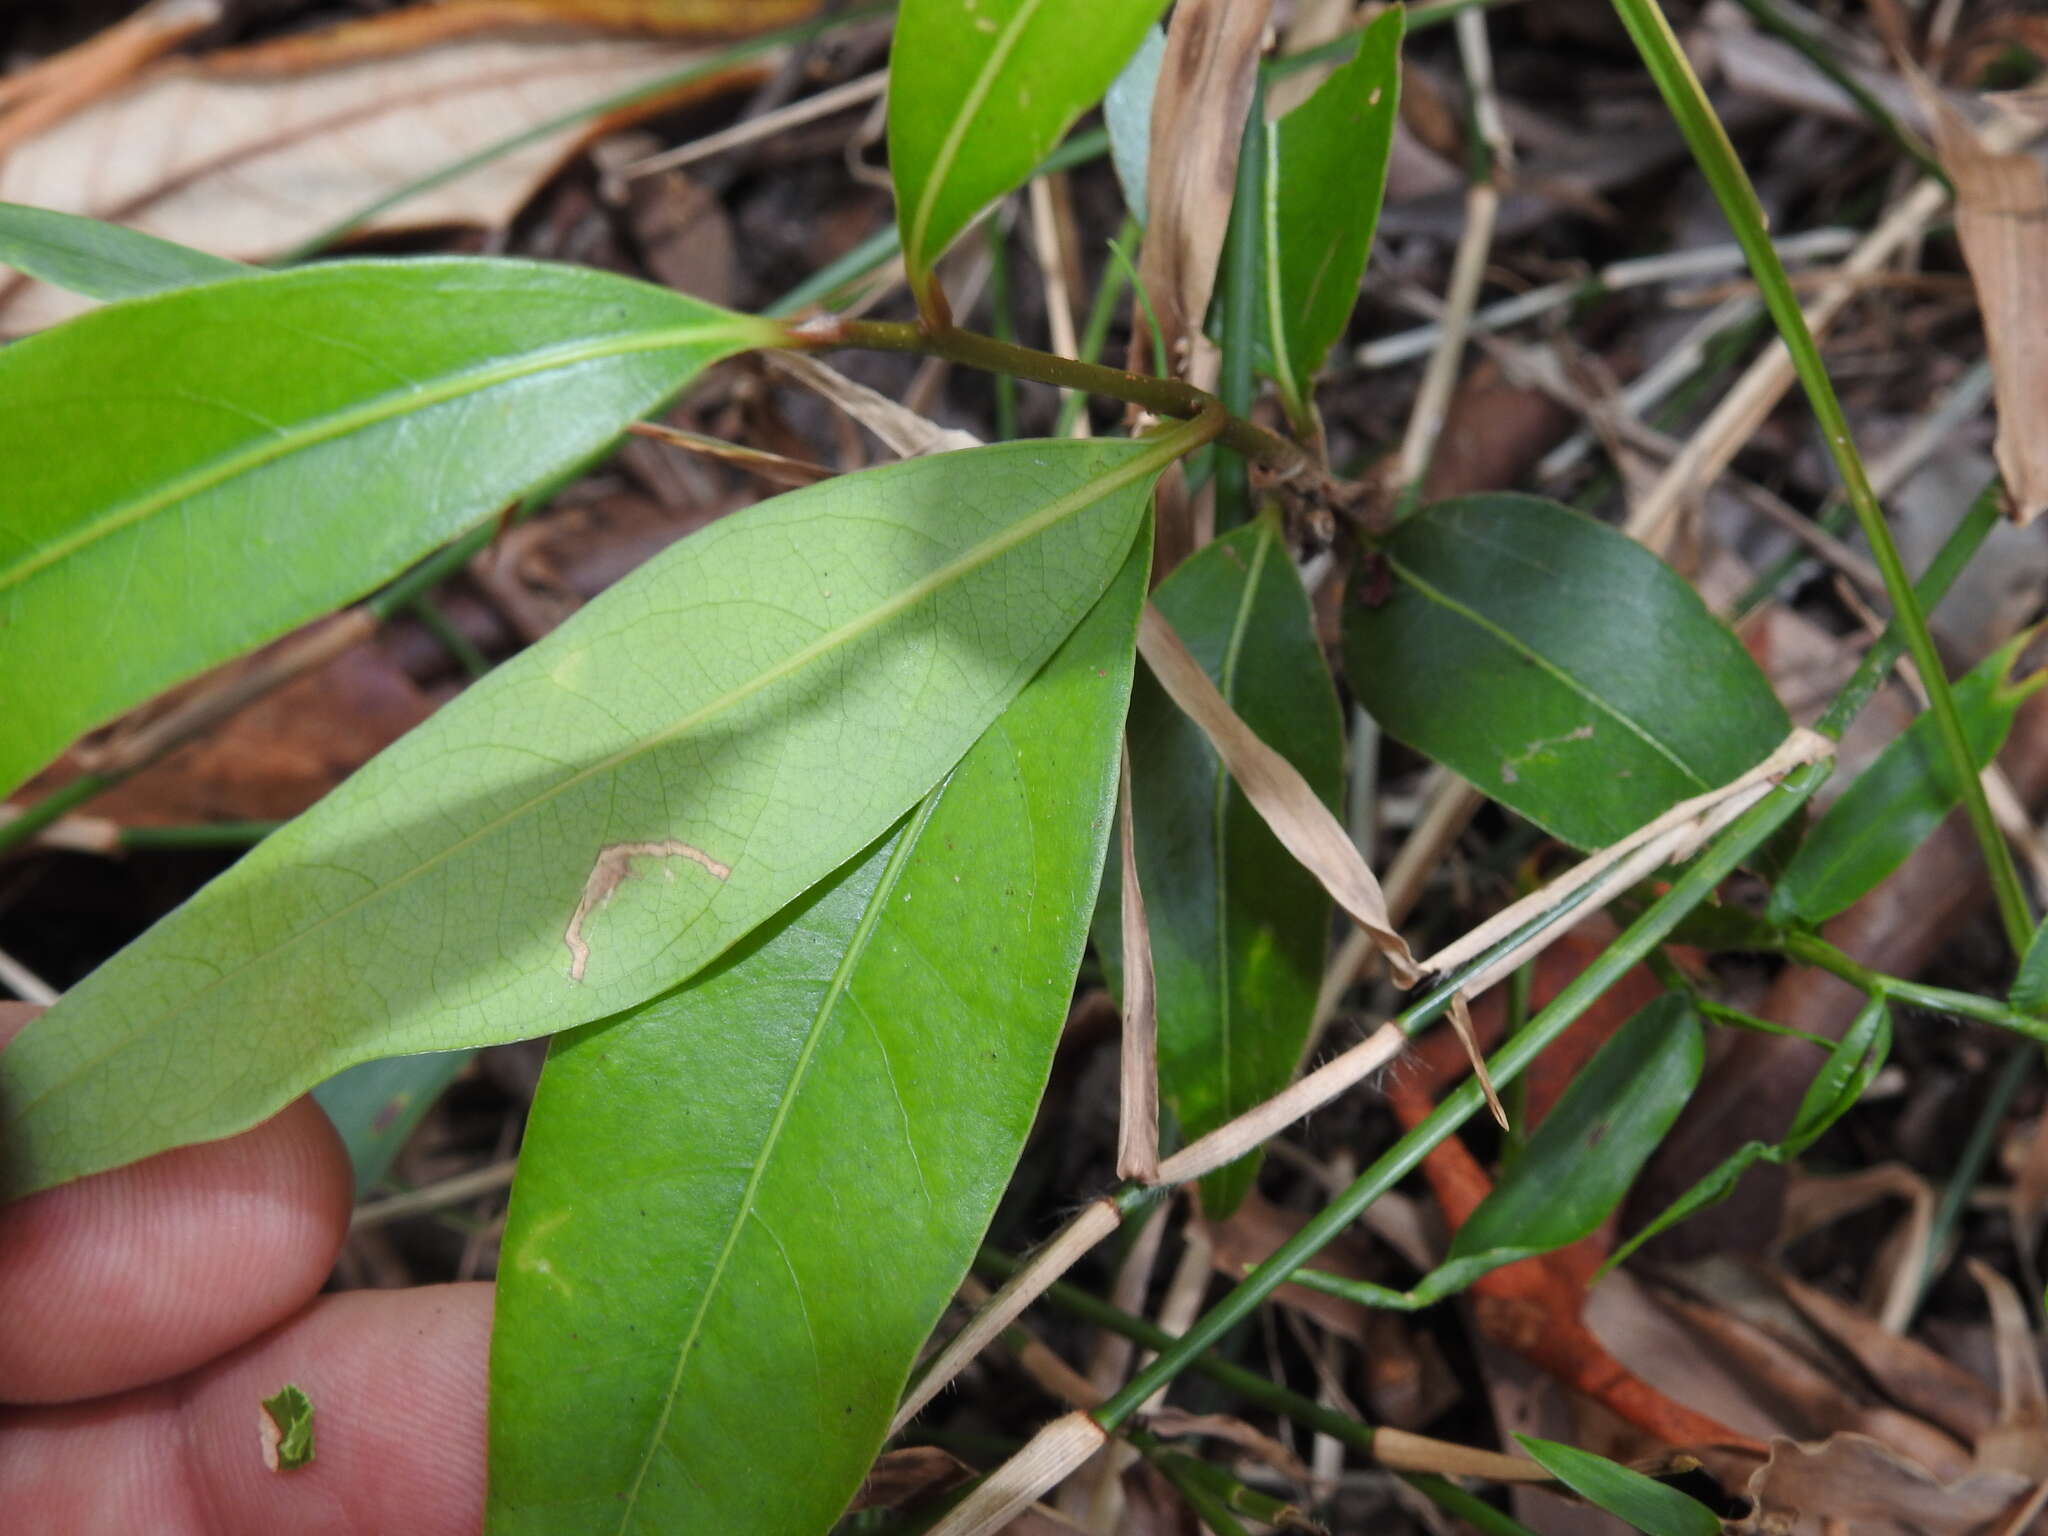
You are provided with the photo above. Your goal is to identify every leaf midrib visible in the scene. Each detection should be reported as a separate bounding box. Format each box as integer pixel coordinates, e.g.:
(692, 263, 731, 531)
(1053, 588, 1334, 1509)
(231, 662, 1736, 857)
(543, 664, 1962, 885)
(904, 0, 1048, 272)
(614, 786, 946, 1531)
(1386, 552, 1709, 791)
(0, 317, 765, 593)
(19, 440, 1163, 1119)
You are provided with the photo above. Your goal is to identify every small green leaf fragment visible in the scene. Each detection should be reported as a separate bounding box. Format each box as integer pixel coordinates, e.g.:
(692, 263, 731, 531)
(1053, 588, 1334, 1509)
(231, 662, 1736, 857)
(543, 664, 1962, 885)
(1514, 1436, 1720, 1536)
(260, 1385, 315, 1472)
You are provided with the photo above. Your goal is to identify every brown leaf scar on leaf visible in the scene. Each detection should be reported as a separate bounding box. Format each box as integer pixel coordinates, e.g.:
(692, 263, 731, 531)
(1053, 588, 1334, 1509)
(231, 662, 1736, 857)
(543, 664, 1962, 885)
(563, 840, 731, 982)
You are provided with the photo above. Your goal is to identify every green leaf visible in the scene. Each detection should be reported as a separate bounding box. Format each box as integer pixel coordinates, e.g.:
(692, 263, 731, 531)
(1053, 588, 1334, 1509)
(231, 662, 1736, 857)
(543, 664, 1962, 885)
(487, 530, 1147, 1535)
(1451, 993, 1702, 1259)
(0, 201, 249, 301)
(1770, 625, 2048, 925)
(1291, 993, 1704, 1313)
(1513, 1436, 1721, 1536)
(1598, 996, 1888, 1275)
(0, 436, 1171, 1200)
(1104, 23, 1166, 221)
(0, 257, 777, 798)
(1781, 994, 1890, 1157)
(260, 1385, 317, 1472)
(887, 0, 1167, 313)
(1096, 513, 1341, 1216)
(2014, 916, 2048, 1017)
(1344, 494, 1791, 849)
(1257, 7, 1402, 426)
(311, 1052, 474, 1199)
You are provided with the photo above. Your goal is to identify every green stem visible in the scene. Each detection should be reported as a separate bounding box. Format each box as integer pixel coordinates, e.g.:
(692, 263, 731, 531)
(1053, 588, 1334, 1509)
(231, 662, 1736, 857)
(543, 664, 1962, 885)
(1780, 931, 2048, 1041)
(1214, 77, 1267, 532)
(1608, 0, 2035, 957)
(1094, 760, 1827, 1430)
(0, 774, 109, 855)
(985, 220, 1021, 442)
(797, 318, 1311, 476)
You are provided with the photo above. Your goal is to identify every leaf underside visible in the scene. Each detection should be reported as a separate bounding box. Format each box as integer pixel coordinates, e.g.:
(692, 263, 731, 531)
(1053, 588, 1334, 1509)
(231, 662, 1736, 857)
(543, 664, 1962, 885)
(486, 529, 1149, 1535)
(0, 437, 1163, 1199)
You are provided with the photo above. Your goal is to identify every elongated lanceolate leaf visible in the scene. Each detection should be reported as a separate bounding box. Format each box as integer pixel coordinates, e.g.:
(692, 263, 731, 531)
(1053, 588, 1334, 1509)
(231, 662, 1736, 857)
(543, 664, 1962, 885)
(487, 533, 1148, 1535)
(1097, 514, 1341, 1216)
(2014, 916, 2048, 1017)
(0, 200, 249, 302)
(1514, 1436, 1722, 1536)
(0, 258, 778, 797)
(1257, 7, 1401, 426)
(1345, 494, 1790, 849)
(1601, 996, 1890, 1276)
(887, 0, 1166, 315)
(1771, 624, 2048, 926)
(1296, 993, 1702, 1310)
(0, 436, 1170, 1199)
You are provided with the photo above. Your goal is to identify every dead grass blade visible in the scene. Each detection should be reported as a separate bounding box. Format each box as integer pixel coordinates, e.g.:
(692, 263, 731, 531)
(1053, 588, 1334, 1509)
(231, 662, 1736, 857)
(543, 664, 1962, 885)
(764, 353, 982, 457)
(1114, 743, 1160, 1183)
(1137, 603, 1420, 987)
(1132, 0, 1273, 388)
(1426, 728, 1834, 997)
(925, 1411, 1108, 1536)
(1921, 89, 2048, 524)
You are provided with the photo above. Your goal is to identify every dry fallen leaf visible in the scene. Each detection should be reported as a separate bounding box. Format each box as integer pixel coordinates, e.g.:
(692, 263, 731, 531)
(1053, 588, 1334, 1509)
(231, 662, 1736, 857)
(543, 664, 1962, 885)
(1113, 741, 1160, 1184)
(1739, 1432, 2032, 1535)
(1137, 602, 1421, 988)
(1132, 0, 1273, 390)
(0, 30, 773, 331)
(764, 353, 983, 459)
(1920, 88, 2048, 524)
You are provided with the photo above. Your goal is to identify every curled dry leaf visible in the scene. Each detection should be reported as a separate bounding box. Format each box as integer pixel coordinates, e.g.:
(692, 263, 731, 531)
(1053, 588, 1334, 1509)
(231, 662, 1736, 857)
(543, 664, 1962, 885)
(0, 30, 772, 331)
(1920, 88, 2048, 524)
(1739, 1433, 2032, 1535)
(1965, 1260, 2048, 1482)
(764, 353, 984, 458)
(1137, 603, 1420, 986)
(1132, 0, 1273, 388)
(1114, 741, 1161, 1183)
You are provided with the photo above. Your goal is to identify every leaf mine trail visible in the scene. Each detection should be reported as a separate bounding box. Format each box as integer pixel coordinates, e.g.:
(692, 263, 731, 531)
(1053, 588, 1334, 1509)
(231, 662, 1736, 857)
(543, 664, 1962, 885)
(563, 840, 732, 982)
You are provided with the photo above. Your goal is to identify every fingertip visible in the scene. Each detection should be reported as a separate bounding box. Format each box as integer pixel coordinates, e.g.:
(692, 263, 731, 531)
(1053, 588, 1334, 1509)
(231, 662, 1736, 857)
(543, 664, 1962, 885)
(0, 1093, 352, 1403)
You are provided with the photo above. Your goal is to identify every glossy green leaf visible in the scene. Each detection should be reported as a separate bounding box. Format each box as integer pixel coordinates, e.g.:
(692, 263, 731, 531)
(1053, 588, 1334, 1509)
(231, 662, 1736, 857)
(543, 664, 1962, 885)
(1104, 23, 1166, 221)
(1097, 513, 1341, 1216)
(1514, 1436, 1720, 1536)
(888, 0, 1167, 313)
(1451, 993, 1702, 1258)
(1257, 6, 1402, 427)
(0, 201, 249, 301)
(1771, 625, 2048, 926)
(0, 436, 1171, 1200)
(2014, 916, 2048, 1017)
(0, 258, 778, 798)
(1600, 996, 1889, 1275)
(1344, 494, 1791, 850)
(487, 532, 1147, 1535)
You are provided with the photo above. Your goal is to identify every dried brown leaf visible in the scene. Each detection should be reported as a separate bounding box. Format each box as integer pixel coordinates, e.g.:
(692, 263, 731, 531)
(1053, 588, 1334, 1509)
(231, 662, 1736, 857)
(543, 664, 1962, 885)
(851, 1447, 976, 1513)
(1114, 742, 1160, 1183)
(765, 354, 983, 458)
(1771, 1269, 1996, 1447)
(1739, 1433, 2032, 1535)
(1136, 602, 1420, 986)
(1922, 91, 2048, 523)
(1966, 1260, 2048, 1482)
(0, 31, 768, 331)
(1132, 0, 1273, 388)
